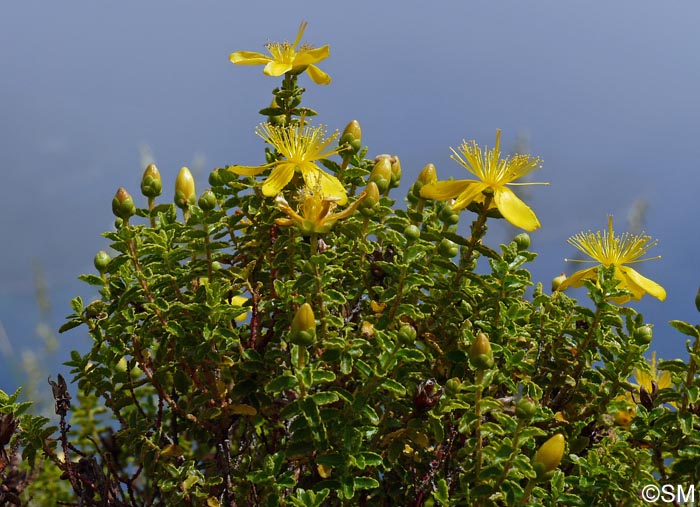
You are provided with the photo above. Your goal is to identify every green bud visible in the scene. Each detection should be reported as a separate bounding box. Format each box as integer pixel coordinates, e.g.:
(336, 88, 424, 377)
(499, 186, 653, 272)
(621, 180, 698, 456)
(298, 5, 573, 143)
(444, 378, 462, 397)
(513, 232, 530, 251)
(359, 181, 380, 217)
(439, 204, 460, 225)
(398, 324, 417, 344)
(115, 357, 128, 374)
(290, 303, 317, 346)
(370, 156, 392, 192)
(112, 187, 136, 220)
(198, 189, 217, 212)
(140, 163, 162, 198)
(438, 238, 459, 258)
(634, 324, 653, 345)
(174, 167, 196, 210)
(417, 163, 437, 186)
(533, 434, 565, 479)
(515, 397, 538, 419)
(552, 273, 567, 292)
(209, 168, 224, 187)
(469, 332, 494, 370)
(267, 97, 285, 126)
(93, 250, 111, 273)
(404, 224, 421, 241)
(339, 119, 362, 155)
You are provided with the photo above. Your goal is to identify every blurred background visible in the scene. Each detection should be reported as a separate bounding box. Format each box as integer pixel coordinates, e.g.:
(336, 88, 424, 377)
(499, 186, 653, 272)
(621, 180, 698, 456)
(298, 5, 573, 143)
(1, 1, 699, 399)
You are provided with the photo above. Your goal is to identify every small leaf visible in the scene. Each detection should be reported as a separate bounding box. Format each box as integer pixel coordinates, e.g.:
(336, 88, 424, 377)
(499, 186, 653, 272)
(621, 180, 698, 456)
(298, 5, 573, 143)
(670, 320, 700, 338)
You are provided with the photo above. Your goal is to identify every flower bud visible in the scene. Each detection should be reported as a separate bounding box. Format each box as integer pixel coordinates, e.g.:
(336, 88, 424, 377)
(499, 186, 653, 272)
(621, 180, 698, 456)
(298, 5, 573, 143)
(198, 188, 217, 212)
(439, 204, 460, 225)
(267, 97, 285, 126)
(438, 238, 459, 258)
(359, 181, 380, 217)
(389, 156, 401, 188)
(513, 232, 530, 251)
(398, 324, 417, 344)
(370, 156, 393, 192)
(93, 250, 112, 273)
(112, 187, 135, 220)
(515, 397, 538, 420)
(174, 167, 196, 210)
(339, 119, 362, 155)
(552, 273, 567, 292)
(404, 224, 421, 241)
(633, 324, 653, 345)
(469, 332, 494, 370)
(532, 434, 565, 478)
(140, 163, 162, 198)
(209, 167, 224, 187)
(289, 303, 316, 345)
(418, 163, 438, 186)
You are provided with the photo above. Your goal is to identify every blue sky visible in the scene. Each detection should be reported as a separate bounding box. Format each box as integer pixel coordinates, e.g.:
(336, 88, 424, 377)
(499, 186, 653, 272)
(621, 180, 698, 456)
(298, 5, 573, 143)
(1, 1, 699, 392)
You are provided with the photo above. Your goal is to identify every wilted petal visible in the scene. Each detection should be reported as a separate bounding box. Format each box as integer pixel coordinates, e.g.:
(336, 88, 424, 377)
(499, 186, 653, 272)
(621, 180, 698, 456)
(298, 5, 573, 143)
(493, 187, 541, 231)
(305, 64, 331, 85)
(618, 265, 667, 301)
(229, 51, 272, 65)
(262, 163, 296, 197)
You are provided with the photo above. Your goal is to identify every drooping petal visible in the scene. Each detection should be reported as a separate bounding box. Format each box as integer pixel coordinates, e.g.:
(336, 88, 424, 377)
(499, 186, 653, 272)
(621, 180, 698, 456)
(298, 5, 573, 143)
(300, 166, 347, 205)
(295, 46, 330, 66)
(229, 51, 272, 65)
(452, 182, 489, 211)
(618, 266, 667, 301)
(420, 180, 472, 201)
(328, 191, 367, 221)
(264, 61, 294, 77)
(305, 64, 331, 85)
(228, 163, 274, 176)
(262, 163, 296, 197)
(557, 266, 599, 291)
(493, 187, 541, 231)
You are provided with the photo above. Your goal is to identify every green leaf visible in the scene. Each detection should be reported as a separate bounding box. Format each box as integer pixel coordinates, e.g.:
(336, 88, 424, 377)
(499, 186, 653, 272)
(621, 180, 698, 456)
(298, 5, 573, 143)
(381, 378, 406, 396)
(670, 320, 700, 338)
(354, 476, 379, 490)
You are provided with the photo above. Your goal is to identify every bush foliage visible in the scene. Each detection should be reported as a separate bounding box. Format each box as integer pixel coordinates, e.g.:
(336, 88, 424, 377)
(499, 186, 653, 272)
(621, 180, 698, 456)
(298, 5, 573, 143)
(2, 22, 700, 507)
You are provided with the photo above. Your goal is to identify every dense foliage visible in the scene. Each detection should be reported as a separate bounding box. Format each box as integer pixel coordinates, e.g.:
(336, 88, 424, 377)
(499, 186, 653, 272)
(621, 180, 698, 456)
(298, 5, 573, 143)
(2, 22, 700, 507)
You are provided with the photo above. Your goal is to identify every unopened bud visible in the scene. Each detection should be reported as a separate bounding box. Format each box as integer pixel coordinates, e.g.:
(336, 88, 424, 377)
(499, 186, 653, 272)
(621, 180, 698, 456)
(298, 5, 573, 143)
(634, 325, 653, 345)
(552, 273, 567, 292)
(289, 303, 316, 345)
(370, 156, 393, 192)
(418, 163, 438, 186)
(339, 119, 362, 155)
(398, 324, 417, 344)
(209, 168, 224, 187)
(469, 332, 494, 370)
(439, 204, 460, 225)
(404, 224, 421, 241)
(140, 163, 162, 198)
(93, 250, 111, 273)
(267, 97, 285, 126)
(112, 187, 135, 220)
(533, 434, 565, 478)
(438, 238, 459, 258)
(198, 189, 217, 212)
(174, 167, 196, 210)
(359, 181, 381, 217)
(389, 156, 401, 188)
(513, 233, 530, 251)
(515, 397, 538, 419)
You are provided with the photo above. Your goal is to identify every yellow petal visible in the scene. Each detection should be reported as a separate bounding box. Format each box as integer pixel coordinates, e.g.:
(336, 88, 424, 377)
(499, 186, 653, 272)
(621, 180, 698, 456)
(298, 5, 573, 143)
(493, 187, 540, 231)
(264, 61, 294, 77)
(452, 182, 489, 211)
(617, 265, 666, 301)
(305, 64, 331, 85)
(228, 163, 272, 177)
(301, 166, 347, 205)
(420, 180, 471, 201)
(295, 45, 331, 66)
(557, 266, 599, 291)
(229, 51, 271, 65)
(262, 163, 295, 197)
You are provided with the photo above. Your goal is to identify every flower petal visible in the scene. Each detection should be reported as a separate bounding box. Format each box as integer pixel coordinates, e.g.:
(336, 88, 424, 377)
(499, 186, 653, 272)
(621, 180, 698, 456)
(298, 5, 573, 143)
(452, 182, 489, 211)
(262, 163, 295, 197)
(228, 163, 273, 176)
(264, 61, 294, 77)
(301, 166, 347, 205)
(420, 180, 471, 201)
(294, 45, 330, 66)
(493, 187, 541, 231)
(558, 266, 599, 291)
(617, 265, 667, 301)
(305, 64, 331, 85)
(229, 51, 271, 65)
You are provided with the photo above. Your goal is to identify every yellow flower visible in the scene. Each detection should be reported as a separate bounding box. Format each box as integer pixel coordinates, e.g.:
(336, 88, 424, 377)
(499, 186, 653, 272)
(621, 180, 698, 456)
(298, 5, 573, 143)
(230, 295, 248, 322)
(229, 21, 331, 85)
(420, 129, 547, 231)
(558, 216, 666, 303)
(275, 187, 366, 235)
(229, 122, 347, 204)
(635, 351, 672, 394)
